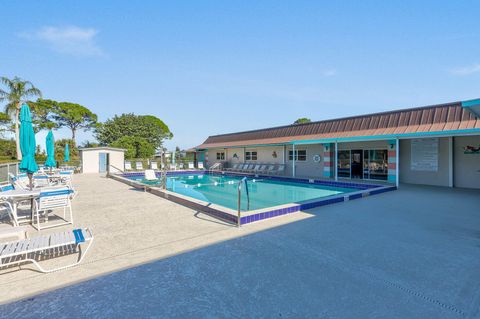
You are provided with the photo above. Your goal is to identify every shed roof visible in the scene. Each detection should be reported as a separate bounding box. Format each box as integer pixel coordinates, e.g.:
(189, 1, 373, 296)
(78, 147, 126, 152)
(196, 100, 480, 149)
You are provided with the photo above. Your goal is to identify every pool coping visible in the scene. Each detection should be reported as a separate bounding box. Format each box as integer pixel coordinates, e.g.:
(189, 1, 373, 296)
(110, 171, 397, 225)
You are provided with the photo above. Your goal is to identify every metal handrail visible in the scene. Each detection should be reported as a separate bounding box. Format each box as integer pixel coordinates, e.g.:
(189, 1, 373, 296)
(108, 164, 124, 174)
(237, 176, 250, 227)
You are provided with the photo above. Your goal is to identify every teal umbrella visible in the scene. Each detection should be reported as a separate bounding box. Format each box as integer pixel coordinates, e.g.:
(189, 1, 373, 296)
(64, 143, 70, 162)
(18, 103, 38, 188)
(44, 130, 56, 168)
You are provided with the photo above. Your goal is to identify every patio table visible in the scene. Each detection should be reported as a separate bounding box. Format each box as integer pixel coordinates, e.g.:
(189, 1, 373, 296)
(0, 189, 41, 226)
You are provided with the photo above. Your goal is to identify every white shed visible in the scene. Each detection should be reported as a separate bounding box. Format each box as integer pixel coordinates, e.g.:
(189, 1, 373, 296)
(79, 147, 126, 173)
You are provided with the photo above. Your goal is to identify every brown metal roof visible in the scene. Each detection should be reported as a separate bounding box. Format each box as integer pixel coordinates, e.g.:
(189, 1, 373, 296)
(196, 101, 480, 149)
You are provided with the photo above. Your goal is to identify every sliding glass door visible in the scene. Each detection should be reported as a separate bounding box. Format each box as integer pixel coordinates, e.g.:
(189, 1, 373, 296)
(338, 148, 388, 181)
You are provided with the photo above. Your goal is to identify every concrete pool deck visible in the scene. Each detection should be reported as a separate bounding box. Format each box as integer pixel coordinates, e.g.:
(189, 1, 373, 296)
(1, 174, 480, 318)
(0, 173, 314, 304)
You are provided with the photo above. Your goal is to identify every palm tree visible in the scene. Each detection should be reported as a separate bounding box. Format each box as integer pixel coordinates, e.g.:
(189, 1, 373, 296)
(0, 77, 42, 160)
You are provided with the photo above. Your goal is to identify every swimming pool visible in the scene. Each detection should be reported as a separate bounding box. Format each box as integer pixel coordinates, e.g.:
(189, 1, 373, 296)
(131, 173, 356, 211)
(117, 171, 396, 225)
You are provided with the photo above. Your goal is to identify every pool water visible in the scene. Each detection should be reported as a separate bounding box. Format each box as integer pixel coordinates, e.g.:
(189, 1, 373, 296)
(133, 173, 356, 211)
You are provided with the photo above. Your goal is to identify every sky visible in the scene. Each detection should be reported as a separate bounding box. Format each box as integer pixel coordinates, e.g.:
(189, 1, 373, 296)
(1, 1, 479, 150)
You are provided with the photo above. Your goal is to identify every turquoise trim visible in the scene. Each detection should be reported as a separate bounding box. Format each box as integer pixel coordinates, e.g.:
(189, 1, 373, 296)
(461, 99, 480, 107)
(387, 175, 396, 183)
(198, 143, 289, 151)
(291, 128, 480, 145)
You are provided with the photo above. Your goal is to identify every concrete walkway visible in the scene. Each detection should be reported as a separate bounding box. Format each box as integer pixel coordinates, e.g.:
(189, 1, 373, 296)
(1, 175, 480, 318)
(0, 174, 312, 304)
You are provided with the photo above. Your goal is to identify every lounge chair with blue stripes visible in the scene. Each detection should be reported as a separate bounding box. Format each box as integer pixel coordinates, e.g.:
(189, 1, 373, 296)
(9, 173, 29, 190)
(0, 228, 94, 273)
(32, 188, 75, 231)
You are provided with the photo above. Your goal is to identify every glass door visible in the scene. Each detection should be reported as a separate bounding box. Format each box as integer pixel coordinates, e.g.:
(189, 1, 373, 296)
(337, 150, 351, 178)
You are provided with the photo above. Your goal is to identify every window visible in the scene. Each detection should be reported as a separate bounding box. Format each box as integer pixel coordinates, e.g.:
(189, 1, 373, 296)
(216, 152, 225, 160)
(245, 151, 257, 161)
(288, 150, 307, 161)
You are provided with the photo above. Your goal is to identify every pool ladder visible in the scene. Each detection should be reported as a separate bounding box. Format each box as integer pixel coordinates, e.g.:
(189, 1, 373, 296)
(237, 177, 250, 227)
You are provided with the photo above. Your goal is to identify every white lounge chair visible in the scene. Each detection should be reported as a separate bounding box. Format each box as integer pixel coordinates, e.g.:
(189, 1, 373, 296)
(144, 169, 158, 181)
(225, 163, 239, 172)
(178, 163, 184, 169)
(150, 162, 158, 170)
(135, 162, 144, 170)
(188, 162, 195, 169)
(9, 173, 29, 190)
(32, 188, 74, 231)
(273, 164, 286, 175)
(197, 162, 204, 170)
(0, 228, 94, 273)
(124, 162, 132, 171)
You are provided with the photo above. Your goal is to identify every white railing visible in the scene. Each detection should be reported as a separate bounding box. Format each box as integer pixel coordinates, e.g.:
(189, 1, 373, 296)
(0, 162, 19, 183)
(236, 177, 250, 227)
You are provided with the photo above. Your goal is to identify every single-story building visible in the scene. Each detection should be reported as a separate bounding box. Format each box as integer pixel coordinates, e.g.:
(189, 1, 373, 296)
(192, 99, 480, 189)
(79, 147, 126, 174)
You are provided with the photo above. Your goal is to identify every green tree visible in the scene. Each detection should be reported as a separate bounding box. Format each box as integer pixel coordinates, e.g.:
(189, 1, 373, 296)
(0, 112, 9, 136)
(79, 140, 100, 148)
(28, 98, 57, 132)
(0, 138, 16, 159)
(110, 136, 155, 159)
(0, 76, 42, 159)
(51, 102, 97, 142)
(55, 138, 79, 161)
(294, 118, 312, 124)
(96, 113, 172, 149)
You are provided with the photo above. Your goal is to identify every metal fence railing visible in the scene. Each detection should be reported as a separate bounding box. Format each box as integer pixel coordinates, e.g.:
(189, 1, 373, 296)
(0, 162, 19, 183)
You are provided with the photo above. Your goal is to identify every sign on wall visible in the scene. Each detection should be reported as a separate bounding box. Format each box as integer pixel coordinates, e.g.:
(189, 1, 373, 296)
(411, 138, 438, 172)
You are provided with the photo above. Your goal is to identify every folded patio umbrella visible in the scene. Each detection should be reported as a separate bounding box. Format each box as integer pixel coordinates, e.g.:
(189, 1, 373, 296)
(64, 143, 70, 162)
(44, 130, 57, 169)
(18, 103, 38, 189)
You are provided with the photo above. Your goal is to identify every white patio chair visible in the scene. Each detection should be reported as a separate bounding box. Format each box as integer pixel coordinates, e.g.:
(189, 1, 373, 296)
(197, 162, 204, 170)
(59, 170, 74, 188)
(124, 161, 132, 171)
(135, 162, 144, 170)
(0, 228, 94, 273)
(33, 174, 53, 188)
(150, 162, 158, 170)
(188, 162, 195, 169)
(32, 188, 74, 231)
(144, 169, 158, 181)
(178, 163, 184, 169)
(0, 200, 16, 226)
(170, 163, 177, 171)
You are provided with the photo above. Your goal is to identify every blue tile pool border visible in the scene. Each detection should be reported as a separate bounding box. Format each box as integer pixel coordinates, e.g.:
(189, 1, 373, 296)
(112, 171, 396, 226)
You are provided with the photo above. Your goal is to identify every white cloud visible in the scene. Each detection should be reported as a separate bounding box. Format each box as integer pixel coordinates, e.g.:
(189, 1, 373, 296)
(450, 63, 480, 76)
(19, 26, 105, 57)
(322, 69, 337, 77)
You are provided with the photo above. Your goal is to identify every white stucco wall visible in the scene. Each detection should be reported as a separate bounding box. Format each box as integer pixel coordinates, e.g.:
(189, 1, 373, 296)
(454, 135, 480, 189)
(80, 149, 125, 173)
